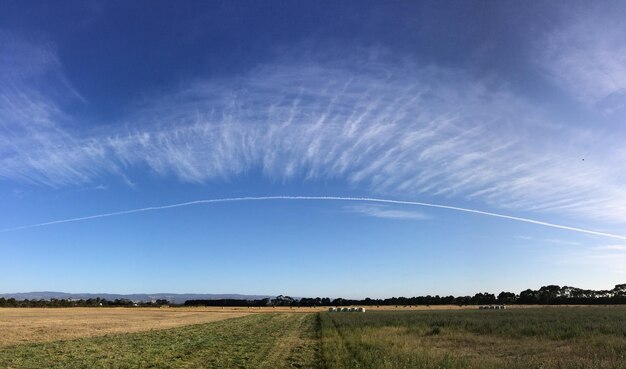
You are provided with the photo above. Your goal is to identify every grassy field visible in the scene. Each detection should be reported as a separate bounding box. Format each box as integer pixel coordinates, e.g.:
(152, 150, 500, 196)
(1, 306, 625, 368)
(0, 308, 249, 347)
(0, 313, 320, 369)
(321, 307, 626, 369)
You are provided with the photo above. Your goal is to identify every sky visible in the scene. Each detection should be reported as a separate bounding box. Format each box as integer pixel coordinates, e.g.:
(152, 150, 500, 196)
(1, 1, 625, 298)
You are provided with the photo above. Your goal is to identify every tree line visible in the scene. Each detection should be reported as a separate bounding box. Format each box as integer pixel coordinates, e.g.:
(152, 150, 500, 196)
(0, 297, 170, 308)
(2, 284, 625, 308)
(186, 284, 626, 307)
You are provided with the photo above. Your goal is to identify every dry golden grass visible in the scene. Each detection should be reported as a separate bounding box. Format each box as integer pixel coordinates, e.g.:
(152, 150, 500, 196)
(0, 307, 248, 347)
(1, 304, 591, 348)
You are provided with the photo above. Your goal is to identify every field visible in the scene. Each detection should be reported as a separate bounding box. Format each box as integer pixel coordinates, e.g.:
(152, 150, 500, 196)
(0, 313, 319, 369)
(0, 307, 249, 347)
(1, 306, 625, 368)
(321, 307, 626, 369)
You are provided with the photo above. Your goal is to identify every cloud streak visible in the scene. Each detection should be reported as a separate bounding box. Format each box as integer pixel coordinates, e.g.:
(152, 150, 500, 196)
(2, 35, 626, 225)
(2, 196, 626, 241)
(593, 245, 626, 251)
(344, 204, 429, 221)
(538, 4, 626, 112)
(0, 34, 112, 187)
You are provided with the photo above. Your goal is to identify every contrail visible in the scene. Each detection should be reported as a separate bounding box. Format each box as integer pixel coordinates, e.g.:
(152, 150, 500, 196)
(1, 195, 625, 240)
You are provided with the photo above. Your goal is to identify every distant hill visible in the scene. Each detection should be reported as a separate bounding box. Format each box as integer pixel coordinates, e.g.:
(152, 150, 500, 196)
(0, 292, 273, 304)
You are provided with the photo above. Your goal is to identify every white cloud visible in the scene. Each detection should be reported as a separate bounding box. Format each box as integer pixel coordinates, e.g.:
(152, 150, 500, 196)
(593, 245, 626, 251)
(538, 6, 626, 112)
(344, 204, 429, 221)
(0, 34, 112, 187)
(515, 235, 533, 241)
(2, 36, 626, 227)
(543, 239, 581, 246)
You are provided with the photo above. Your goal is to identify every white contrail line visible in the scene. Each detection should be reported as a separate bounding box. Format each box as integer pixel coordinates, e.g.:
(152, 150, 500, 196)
(1, 196, 625, 240)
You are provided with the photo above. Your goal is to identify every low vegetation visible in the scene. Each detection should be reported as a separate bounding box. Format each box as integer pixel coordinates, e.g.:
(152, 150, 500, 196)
(0, 307, 248, 347)
(2, 307, 625, 368)
(0, 313, 320, 369)
(321, 307, 626, 368)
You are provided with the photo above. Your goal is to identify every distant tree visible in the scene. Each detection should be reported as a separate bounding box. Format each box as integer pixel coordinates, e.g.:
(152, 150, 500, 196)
(497, 291, 517, 304)
(455, 296, 471, 305)
(113, 298, 133, 306)
(613, 284, 626, 296)
(613, 284, 626, 303)
(537, 285, 561, 304)
(271, 295, 295, 306)
(471, 292, 496, 305)
(518, 289, 539, 304)
(438, 295, 452, 305)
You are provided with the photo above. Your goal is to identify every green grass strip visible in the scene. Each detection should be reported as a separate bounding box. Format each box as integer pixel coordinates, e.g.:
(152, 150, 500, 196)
(0, 313, 320, 369)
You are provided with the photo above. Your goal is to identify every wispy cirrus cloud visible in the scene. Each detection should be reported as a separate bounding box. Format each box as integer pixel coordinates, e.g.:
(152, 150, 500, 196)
(537, 5, 626, 113)
(0, 34, 113, 187)
(2, 34, 626, 226)
(103, 62, 626, 224)
(514, 235, 583, 246)
(593, 245, 626, 251)
(343, 204, 429, 221)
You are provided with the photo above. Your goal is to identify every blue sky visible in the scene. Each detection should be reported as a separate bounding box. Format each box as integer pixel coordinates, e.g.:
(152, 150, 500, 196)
(1, 1, 626, 298)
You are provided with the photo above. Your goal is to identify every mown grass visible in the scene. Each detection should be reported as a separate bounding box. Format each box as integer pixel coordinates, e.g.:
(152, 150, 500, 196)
(0, 313, 321, 369)
(0, 308, 249, 347)
(2, 307, 625, 368)
(320, 306, 626, 369)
